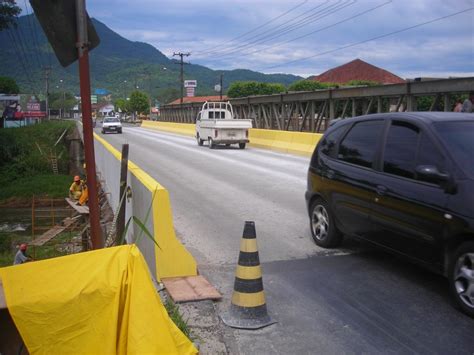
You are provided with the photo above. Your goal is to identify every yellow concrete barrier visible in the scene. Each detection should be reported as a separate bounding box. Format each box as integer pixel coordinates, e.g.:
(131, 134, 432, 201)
(94, 133, 197, 279)
(140, 121, 323, 157)
(141, 120, 195, 137)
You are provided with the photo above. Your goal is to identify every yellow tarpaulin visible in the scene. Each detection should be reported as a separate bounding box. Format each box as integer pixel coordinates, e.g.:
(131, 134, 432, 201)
(0, 245, 197, 354)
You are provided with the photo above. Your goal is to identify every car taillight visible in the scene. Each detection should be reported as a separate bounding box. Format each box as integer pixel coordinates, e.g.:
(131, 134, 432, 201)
(215, 129, 218, 137)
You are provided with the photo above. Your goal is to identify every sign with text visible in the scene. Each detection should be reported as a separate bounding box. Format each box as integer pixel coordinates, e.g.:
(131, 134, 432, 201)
(27, 102, 41, 111)
(184, 80, 197, 88)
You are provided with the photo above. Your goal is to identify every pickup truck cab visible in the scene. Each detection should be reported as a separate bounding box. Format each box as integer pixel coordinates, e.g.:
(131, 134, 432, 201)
(196, 101, 252, 149)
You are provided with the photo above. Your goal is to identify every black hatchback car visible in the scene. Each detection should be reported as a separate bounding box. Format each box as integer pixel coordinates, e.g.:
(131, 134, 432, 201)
(305, 112, 474, 317)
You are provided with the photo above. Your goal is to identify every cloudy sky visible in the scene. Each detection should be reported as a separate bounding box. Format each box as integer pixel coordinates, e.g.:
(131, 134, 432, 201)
(34, 0, 474, 78)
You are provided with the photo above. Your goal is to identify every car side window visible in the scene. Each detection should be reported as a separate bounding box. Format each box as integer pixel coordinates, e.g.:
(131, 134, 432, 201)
(319, 126, 346, 158)
(416, 133, 445, 182)
(383, 121, 419, 179)
(338, 120, 384, 168)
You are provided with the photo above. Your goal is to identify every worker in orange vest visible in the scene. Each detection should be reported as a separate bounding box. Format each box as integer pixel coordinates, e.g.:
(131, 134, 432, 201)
(69, 175, 84, 201)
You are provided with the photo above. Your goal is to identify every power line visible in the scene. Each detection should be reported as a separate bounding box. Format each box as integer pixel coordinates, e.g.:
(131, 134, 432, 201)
(200, 0, 335, 57)
(24, 2, 48, 74)
(263, 7, 474, 71)
(173, 52, 191, 104)
(22, 7, 45, 95)
(221, 0, 392, 61)
(14, 16, 41, 93)
(5, 22, 36, 91)
(209, 0, 356, 60)
(195, 0, 309, 55)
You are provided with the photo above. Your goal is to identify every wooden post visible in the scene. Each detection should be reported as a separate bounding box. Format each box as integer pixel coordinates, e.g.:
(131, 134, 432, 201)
(116, 144, 129, 244)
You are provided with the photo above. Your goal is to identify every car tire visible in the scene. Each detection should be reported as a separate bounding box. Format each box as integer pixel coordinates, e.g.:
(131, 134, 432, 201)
(118, 129, 122, 134)
(209, 137, 215, 149)
(448, 241, 474, 318)
(309, 198, 343, 248)
(239, 143, 246, 149)
(197, 134, 204, 146)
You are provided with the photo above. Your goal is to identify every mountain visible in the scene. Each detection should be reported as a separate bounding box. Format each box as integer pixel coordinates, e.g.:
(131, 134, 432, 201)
(0, 15, 302, 103)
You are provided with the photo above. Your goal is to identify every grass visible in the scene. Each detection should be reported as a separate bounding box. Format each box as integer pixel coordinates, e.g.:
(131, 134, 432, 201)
(0, 174, 71, 201)
(164, 298, 193, 340)
(0, 231, 73, 267)
(0, 120, 74, 203)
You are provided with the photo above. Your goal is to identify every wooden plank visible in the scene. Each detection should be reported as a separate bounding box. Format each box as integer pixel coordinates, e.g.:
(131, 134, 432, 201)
(162, 275, 222, 303)
(30, 217, 80, 246)
(65, 198, 89, 214)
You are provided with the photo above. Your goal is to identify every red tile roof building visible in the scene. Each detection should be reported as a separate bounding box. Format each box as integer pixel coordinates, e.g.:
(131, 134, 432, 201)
(312, 59, 405, 85)
(168, 95, 228, 105)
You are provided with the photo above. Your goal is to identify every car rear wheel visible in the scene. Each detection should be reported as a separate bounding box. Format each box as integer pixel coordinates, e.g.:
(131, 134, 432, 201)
(208, 137, 215, 149)
(310, 198, 343, 248)
(449, 242, 474, 318)
(197, 134, 204, 146)
(239, 143, 246, 149)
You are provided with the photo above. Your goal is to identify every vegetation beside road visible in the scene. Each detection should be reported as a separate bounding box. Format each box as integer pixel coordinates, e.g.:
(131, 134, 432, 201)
(0, 120, 74, 205)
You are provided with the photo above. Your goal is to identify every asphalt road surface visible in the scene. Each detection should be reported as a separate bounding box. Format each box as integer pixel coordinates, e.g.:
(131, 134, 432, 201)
(98, 126, 474, 354)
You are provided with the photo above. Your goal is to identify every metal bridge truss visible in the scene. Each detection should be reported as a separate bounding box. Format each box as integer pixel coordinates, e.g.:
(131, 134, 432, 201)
(159, 77, 474, 132)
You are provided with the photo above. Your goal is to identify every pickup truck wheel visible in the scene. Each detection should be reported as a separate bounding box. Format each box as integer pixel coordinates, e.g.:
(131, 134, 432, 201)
(239, 143, 246, 149)
(208, 138, 215, 149)
(197, 135, 204, 146)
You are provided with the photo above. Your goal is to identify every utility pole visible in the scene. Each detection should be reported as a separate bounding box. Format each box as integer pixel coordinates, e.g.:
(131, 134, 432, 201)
(76, 0, 103, 249)
(43, 66, 51, 119)
(173, 52, 190, 104)
(220, 73, 223, 101)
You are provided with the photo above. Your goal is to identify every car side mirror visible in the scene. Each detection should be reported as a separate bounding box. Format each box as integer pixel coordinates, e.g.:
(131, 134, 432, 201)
(415, 165, 450, 182)
(415, 165, 457, 193)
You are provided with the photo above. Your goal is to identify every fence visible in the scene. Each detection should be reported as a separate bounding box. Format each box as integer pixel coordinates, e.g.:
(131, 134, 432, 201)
(159, 77, 474, 132)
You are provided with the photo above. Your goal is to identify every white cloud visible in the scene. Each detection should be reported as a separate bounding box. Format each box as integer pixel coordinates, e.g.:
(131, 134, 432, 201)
(86, 0, 474, 77)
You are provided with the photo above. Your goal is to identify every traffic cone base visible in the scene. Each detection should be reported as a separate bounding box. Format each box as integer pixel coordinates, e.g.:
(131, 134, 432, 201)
(220, 221, 276, 330)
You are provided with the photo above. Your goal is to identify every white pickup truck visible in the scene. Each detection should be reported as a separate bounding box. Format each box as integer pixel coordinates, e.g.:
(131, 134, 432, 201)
(196, 102, 252, 149)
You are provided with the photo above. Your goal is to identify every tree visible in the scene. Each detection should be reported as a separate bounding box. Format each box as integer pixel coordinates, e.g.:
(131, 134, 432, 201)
(114, 98, 129, 113)
(227, 81, 285, 98)
(128, 91, 149, 116)
(287, 80, 335, 92)
(0, 76, 19, 94)
(49, 92, 77, 111)
(346, 80, 380, 87)
(0, 0, 21, 31)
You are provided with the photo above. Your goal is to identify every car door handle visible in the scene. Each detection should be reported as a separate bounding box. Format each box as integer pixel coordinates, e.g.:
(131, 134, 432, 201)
(376, 185, 388, 196)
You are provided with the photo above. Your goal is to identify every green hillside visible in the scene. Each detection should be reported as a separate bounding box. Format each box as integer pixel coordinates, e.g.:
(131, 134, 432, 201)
(0, 15, 302, 103)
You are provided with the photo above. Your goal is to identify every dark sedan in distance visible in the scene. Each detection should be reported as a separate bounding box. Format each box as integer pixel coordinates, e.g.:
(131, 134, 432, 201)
(305, 112, 474, 317)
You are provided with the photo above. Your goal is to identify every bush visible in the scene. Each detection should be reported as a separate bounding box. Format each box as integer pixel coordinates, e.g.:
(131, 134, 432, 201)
(287, 80, 337, 92)
(227, 81, 285, 98)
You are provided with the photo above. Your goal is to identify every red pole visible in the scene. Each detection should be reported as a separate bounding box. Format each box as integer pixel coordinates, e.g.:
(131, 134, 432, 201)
(76, 0, 103, 249)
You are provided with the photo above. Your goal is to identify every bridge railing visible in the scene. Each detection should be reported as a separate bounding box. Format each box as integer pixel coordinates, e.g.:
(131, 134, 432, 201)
(159, 77, 474, 132)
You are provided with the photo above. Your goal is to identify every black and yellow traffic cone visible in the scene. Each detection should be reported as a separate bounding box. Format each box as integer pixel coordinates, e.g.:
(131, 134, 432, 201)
(220, 221, 276, 329)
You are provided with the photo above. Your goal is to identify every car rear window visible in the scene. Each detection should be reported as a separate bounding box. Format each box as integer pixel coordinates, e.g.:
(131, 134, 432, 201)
(338, 120, 384, 168)
(434, 121, 474, 178)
